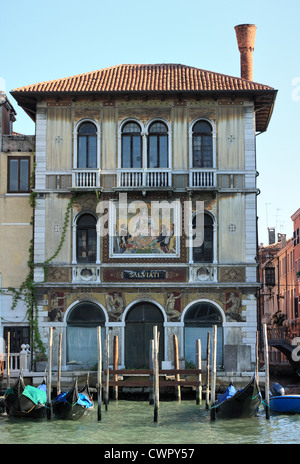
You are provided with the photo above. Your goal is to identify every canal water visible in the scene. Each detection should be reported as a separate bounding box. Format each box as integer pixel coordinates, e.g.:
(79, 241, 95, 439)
(0, 399, 299, 446)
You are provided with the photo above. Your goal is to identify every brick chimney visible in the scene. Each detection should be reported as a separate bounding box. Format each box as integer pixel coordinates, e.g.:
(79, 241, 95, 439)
(234, 24, 257, 81)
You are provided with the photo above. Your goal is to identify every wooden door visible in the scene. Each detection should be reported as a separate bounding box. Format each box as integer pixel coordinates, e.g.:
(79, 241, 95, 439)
(125, 303, 164, 369)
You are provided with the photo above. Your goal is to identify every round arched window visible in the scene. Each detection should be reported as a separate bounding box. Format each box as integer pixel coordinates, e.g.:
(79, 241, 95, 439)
(184, 302, 223, 366)
(192, 120, 213, 168)
(76, 214, 97, 263)
(67, 302, 105, 366)
(77, 122, 97, 168)
(148, 121, 168, 168)
(122, 122, 142, 168)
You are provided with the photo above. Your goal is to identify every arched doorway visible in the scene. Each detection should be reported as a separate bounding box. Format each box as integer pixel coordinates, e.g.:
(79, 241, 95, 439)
(66, 302, 105, 367)
(184, 301, 223, 366)
(125, 302, 164, 368)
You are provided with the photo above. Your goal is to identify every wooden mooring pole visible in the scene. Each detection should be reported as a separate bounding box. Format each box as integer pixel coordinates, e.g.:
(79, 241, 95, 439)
(6, 331, 10, 389)
(205, 331, 210, 409)
(173, 334, 181, 401)
(105, 332, 109, 410)
(263, 323, 270, 419)
(97, 326, 102, 421)
(47, 327, 53, 420)
(57, 332, 62, 395)
(149, 339, 154, 405)
(210, 325, 217, 421)
(256, 330, 259, 388)
(113, 335, 118, 401)
(196, 339, 202, 405)
(153, 326, 159, 422)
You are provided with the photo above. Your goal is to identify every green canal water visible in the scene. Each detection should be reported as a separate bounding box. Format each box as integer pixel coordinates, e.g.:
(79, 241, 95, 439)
(0, 400, 299, 446)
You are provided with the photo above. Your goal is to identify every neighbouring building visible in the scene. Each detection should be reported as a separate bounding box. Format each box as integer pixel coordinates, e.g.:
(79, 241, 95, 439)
(7, 24, 277, 374)
(259, 235, 295, 324)
(258, 210, 300, 366)
(292, 209, 300, 322)
(0, 91, 35, 355)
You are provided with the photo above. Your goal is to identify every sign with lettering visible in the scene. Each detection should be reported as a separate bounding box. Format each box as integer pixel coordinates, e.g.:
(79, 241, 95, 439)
(123, 270, 166, 280)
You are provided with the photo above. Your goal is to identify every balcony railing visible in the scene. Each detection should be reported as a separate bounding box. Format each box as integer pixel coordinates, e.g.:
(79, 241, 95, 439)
(189, 170, 215, 188)
(117, 169, 172, 188)
(72, 170, 101, 189)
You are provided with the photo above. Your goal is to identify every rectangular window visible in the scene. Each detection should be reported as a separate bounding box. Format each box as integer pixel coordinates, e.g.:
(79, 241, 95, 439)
(4, 326, 30, 352)
(8, 157, 30, 193)
(265, 267, 275, 286)
(294, 228, 300, 247)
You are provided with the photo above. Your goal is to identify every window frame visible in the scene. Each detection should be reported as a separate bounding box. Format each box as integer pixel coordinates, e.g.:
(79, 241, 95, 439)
(77, 121, 97, 169)
(75, 213, 98, 264)
(192, 120, 213, 168)
(73, 118, 100, 170)
(147, 121, 169, 169)
(7, 156, 31, 193)
(190, 211, 216, 264)
(189, 118, 216, 170)
(119, 118, 171, 170)
(121, 121, 142, 169)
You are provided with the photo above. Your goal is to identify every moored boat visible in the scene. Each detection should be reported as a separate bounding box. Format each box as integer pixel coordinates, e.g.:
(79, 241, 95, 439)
(4, 374, 47, 418)
(267, 382, 300, 414)
(52, 378, 94, 420)
(211, 375, 261, 419)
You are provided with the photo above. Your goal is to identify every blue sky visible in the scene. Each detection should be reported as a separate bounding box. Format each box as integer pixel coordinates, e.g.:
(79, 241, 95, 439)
(2, 0, 299, 245)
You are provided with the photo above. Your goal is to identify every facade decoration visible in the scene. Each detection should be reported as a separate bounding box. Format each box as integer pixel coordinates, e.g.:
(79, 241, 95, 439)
(166, 292, 182, 321)
(105, 292, 126, 321)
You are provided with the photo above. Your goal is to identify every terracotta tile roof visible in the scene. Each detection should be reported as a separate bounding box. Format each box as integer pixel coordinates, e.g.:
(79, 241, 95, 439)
(10, 64, 277, 131)
(12, 63, 274, 94)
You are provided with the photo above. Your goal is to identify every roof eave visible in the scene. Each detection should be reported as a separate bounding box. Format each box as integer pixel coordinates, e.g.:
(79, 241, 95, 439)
(10, 88, 277, 131)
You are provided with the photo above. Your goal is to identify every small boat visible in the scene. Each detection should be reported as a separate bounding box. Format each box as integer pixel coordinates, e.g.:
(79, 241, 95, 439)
(52, 378, 94, 420)
(211, 375, 261, 419)
(267, 382, 300, 414)
(4, 374, 47, 418)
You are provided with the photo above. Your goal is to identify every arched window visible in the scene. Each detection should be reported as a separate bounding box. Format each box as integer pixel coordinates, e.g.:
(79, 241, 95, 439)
(192, 213, 213, 263)
(192, 121, 213, 168)
(121, 122, 142, 168)
(184, 301, 223, 364)
(67, 302, 105, 366)
(77, 122, 97, 168)
(148, 122, 168, 168)
(76, 214, 97, 263)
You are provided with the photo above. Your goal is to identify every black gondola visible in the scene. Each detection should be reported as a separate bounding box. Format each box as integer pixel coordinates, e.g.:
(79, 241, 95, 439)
(210, 375, 261, 419)
(52, 378, 94, 420)
(4, 374, 47, 419)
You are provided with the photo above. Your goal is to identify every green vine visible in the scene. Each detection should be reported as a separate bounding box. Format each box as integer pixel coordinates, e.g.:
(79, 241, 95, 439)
(1, 182, 96, 364)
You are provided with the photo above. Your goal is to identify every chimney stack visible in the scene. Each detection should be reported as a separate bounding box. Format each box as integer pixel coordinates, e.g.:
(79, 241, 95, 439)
(234, 24, 257, 81)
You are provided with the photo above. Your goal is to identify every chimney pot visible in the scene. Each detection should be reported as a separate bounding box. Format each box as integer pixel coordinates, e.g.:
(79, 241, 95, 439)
(234, 24, 257, 81)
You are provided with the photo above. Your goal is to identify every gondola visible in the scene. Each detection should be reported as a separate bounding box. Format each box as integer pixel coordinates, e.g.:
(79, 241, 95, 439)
(210, 375, 261, 419)
(52, 378, 94, 420)
(4, 374, 47, 418)
(267, 382, 300, 414)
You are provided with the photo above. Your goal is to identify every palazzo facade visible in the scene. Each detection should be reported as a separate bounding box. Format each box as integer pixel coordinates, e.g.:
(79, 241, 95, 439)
(7, 25, 277, 373)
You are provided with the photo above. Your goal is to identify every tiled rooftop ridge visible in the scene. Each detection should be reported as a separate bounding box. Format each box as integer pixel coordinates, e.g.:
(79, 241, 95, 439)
(12, 63, 274, 94)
